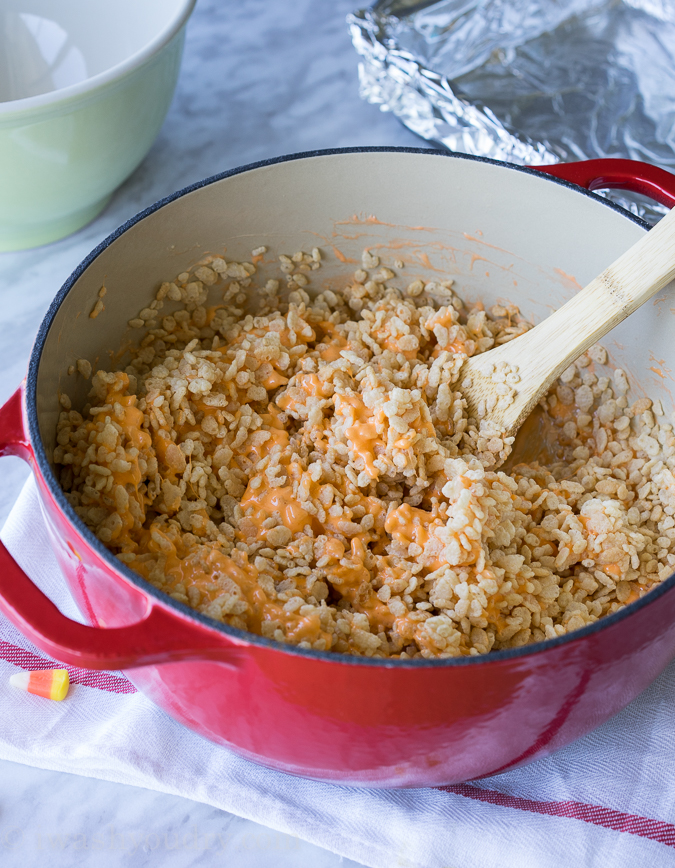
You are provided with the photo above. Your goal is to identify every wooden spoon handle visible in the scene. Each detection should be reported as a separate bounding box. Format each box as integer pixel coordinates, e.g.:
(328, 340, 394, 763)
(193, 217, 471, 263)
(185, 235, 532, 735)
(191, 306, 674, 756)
(460, 205, 675, 437)
(508, 205, 675, 391)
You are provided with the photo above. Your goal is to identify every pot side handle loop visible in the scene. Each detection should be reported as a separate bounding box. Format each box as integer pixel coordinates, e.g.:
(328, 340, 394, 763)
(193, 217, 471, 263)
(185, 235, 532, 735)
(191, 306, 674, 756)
(0, 385, 242, 670)
(527, 158, 675, 209)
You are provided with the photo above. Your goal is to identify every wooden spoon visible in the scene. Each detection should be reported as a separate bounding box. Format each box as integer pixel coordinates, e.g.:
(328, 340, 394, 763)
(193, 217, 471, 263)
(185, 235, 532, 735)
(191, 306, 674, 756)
(458, 205, 675, 440)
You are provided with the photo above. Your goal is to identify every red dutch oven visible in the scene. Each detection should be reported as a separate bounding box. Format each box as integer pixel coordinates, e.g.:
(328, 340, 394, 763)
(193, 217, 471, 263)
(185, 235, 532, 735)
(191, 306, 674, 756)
(2, 149, 675, 787)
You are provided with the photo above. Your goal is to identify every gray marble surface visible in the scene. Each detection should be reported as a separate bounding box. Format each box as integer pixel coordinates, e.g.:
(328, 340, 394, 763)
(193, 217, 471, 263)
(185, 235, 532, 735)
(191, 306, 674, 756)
(0, 760, 365, 868)
(0, 1, 424, 866)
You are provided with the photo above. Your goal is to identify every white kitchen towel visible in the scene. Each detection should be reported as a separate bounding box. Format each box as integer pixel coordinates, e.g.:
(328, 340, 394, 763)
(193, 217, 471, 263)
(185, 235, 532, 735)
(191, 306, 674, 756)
(2, 476, 675, 868)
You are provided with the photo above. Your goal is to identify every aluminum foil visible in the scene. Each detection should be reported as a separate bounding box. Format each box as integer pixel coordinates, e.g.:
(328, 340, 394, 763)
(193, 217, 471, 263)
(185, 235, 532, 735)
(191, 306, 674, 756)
(348, 0, 675, 223)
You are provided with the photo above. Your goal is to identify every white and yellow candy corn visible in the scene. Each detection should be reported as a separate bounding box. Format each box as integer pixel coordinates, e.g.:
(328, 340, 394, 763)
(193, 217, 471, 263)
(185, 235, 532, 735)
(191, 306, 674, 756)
(10, 668, 70, 701)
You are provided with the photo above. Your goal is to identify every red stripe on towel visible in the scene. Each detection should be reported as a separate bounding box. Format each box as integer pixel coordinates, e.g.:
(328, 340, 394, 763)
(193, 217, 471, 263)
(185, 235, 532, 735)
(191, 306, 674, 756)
(0, 640, 136, 694)
(440, 783, 675, 848)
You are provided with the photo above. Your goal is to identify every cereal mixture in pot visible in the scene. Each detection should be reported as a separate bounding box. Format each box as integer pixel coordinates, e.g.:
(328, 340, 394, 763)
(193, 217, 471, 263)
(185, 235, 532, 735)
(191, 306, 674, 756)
(54, 248, 675, 658)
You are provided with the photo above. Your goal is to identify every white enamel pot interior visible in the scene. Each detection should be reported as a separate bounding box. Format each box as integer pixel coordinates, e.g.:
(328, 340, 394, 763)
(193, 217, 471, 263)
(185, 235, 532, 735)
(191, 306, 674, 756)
(34, 148, 671, 458)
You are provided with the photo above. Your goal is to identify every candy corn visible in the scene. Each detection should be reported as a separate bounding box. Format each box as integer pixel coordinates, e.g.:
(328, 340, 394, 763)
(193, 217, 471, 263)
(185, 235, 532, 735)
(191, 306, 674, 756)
(9, 668, 70, 701)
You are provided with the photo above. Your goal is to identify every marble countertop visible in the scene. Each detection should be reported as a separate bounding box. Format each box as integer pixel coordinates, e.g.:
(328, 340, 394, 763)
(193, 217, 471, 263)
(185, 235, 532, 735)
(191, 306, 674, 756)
(0, 1, 425, 865)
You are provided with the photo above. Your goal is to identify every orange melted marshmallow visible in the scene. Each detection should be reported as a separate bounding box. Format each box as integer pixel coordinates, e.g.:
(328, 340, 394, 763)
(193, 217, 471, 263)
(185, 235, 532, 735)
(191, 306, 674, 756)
(102, 386, 151, 486)
(276, 372, 327, 413)
(425, 308, 470, 357)
(324, 537, 395, 634)
(135, 529, 331, 646)
(261, 370, 289, 390)
(384, 503, 447, 571)
(241, 483, 320, 539)
(335, 394, 384, 479)
(78, 376, 154, 546)
(234, 412, 393, 636)
(316, 322, 348, 361)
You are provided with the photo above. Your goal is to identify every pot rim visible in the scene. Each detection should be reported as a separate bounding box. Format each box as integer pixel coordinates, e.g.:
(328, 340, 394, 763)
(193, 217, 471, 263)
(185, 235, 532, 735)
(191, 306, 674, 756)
(27, 146, 673, 669)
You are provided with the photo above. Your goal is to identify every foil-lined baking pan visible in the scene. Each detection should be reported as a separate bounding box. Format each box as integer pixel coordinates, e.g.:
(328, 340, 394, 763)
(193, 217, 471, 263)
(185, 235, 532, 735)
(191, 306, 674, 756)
(348, 0, 675, 223)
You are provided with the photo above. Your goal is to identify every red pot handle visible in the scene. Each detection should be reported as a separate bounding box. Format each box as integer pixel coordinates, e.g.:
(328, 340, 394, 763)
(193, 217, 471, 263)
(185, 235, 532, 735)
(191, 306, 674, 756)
(527, 158, 675, 209)
(0, 385, 244, 670)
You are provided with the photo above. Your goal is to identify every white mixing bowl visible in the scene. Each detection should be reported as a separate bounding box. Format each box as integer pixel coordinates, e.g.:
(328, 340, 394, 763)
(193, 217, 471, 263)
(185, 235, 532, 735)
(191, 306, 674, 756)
(0, 0, 196, 251)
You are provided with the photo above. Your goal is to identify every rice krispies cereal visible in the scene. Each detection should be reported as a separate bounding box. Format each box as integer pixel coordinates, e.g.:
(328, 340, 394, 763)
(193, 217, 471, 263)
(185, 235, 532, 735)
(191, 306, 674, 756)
(53, 247, 675, 658)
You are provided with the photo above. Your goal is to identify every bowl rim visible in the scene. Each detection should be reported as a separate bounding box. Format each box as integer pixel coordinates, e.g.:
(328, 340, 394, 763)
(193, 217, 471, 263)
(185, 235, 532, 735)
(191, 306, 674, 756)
(27, 145, 675, 670)
(0, 0, 196, 118)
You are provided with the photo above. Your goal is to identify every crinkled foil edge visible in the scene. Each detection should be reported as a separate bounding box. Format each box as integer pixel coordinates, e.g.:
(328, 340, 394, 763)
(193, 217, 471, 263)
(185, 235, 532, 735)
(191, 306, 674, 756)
(347, 7, 667, 223)
(348, 7, 558, 165)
